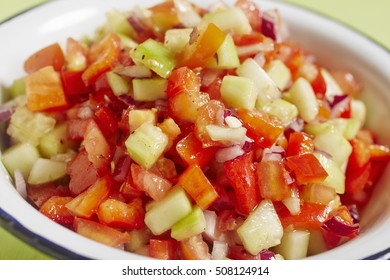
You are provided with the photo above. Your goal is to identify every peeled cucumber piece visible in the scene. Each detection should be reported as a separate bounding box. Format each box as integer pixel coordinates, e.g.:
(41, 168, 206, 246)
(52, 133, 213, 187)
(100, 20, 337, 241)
(1, 142, 39, 179)
(263, 98, 298, 126)
(237, 199, 283, 255)
(38, 123, 76, 158)
(27, 158, 67, 185)
(264, 59, 291, 91)
(8, 77, 26, 98)
(164, 28, 192, 53)
(220, 75, 257, 109)
(106, 71, 131, 96)
(203, 7, 252, 34)
(207, 34, 240, 69)
(145, 185, 192, 235)
(171, 206, 206, 241)
(314, 152, 345, 194)
(132, 78, 167, 102)
(288, 77, 318, 122)
(273, 227, 310, 260)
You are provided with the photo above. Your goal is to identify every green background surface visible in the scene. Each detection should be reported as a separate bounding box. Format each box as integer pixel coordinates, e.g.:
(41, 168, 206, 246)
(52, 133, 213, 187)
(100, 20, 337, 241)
(0, 0, 389, 260)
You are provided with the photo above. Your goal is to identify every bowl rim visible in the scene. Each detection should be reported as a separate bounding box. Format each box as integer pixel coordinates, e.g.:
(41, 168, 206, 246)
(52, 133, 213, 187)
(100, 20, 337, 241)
(0, 0, 389, 260)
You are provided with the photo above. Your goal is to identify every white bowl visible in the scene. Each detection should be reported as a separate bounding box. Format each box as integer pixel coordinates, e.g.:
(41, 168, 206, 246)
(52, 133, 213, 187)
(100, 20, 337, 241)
(1, 0, 390, 260)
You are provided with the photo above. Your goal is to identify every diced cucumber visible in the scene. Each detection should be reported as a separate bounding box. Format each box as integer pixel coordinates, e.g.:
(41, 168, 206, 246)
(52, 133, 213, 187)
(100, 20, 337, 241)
(1, 142, 40, 179)
(124, 229, 151, 252)
(7, 106, 56, 146)
(273, 227, 310, 260)
(207, 34, 240, 69)
(125, 122, 168, 169)
(263, 98, 298, 126)
(327, 118, 360, 140)
(288, 77, 318, 122)
(237, 199, 283, 255)
(105, 9, 134, 38)
(265, 59, 291, 91)
(106, 71, 131, 96)
(132, 78, 167, 102)
(307, 229, 327, 256)
(350, 99, 366, 126)
(203, 7, 252, 34)
(220, 75, 257, 109)
(117, 34, 138, 49)
(130, 39, 175, 78)
(171, 206, 206, 241)
(164, 28, 192, 53)
(206, 125, 247, 145)
(313, 128, 352, 167)
(128, 109, 157, 133)
(304, 122, 333, 137)
(236, 58, 281, 109)
(314, 152, 345, 194)
(7, 77, 25, 98)
(38, 123, 76, 158)
(145, 185, 192, 235)
(27, 158, 67, 185)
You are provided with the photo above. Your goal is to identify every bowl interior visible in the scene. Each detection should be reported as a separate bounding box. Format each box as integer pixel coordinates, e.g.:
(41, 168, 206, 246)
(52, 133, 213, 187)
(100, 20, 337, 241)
(1, 0, 390, 259)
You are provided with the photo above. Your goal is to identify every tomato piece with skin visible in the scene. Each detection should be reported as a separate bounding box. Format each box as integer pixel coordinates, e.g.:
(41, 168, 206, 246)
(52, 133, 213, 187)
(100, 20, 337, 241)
(310, 67, 327, 99)
(178, 164, 219, 209)
(177, 22, 226, 69)
(237, 108, 284, 149)
(224, 151, 261, 216)
(94, 105, 119, 138)
(39, 196, 74, 226)
(180, 234, 211, 260)
(235, 0, 262, 32)
(149, 239, 178, 260)
(257, 157, 290, 201)
(286, 153, 328, 184)
(286, 132, 314, 157)
(65, 37, 87, 71)
(66, 175, 111, 218)
(27, 183, 69, 208)
(82, 33, 121, 86)
(25, 66, 68, 112)
(97, 198, 145, 230)
(24, 43, 65, 74)
(119, 172, 143, 201)
(61, 70, 88, 95)
(148, 1, 180, 34)
(73, 217, 130, 248)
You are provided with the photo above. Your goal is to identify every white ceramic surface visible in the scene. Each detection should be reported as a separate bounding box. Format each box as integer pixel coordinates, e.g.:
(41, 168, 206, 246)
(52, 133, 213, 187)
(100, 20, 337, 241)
(0, 0, 390, 260)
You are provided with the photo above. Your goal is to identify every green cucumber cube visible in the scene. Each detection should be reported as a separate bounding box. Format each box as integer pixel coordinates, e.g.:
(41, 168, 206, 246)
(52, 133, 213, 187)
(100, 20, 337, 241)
(288, 77, 318, 122)
(8, 77, 26, 98)
(106, 9, 135, 38)
(327, 118, 360, 140)
(125, 122, 168, 169)
(263, 98, 298, 126)
(38, 123, 76, 158)
(132, 78, 167, 102)
(130, 39, 175, 78)
(314, 152, 345, 194)
(265, 59, 291, 91)
(27, 158, 67, 185)
(106, 71, 131, 96)
(236, 58, 280, 109)
(237, 199, 283, 255)
(203, 7, 252, 34)
(1, 142, 40, 179)
(350, 99, 366, 126)
(207, 34, 240, 69)
(164, 28, 192, 53)
(171, 206, 206, 241)
(117, 33, 138, 49)
(220, 75, 257, 109)
(273, 227, 310, 260)
(145, 186, 192, 235)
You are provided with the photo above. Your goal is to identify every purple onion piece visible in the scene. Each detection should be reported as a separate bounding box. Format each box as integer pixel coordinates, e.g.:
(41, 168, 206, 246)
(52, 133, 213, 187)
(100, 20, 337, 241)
(322, 216, 360, 237)
(0, 106, 14, 122)
(260, 249, 276, 260)
(347, 204, 360, 224)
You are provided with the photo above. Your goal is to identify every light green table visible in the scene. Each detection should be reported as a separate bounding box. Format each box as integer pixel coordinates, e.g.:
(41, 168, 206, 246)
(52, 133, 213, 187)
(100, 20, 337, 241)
(0, 0, 389, 260)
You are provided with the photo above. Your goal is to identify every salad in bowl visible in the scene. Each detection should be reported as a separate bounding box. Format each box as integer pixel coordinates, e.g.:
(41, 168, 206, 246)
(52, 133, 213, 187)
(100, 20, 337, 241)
(0, 0, 390, 260)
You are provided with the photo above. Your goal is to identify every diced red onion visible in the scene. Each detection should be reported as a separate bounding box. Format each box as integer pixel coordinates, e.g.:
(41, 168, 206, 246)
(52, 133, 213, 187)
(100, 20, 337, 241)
(283, 170, 294, 185)
(236, 43, 273, 57)
(270, 145, 285, 155)
(118, 94, 136, 106)
(215, 145, 245, 163)
(211, 241, 228, 260)
(314, 149, 333, 159)
(0, 105, 14, 122)
(289, 118, 304, 132)
(260, 249, 276, 260)
(262, 148, 283, 161)
(253, 52, 266, 67)
(14, 169, 27, 199)
(322, 216, 360, 237)
(113, 156, 132, 182)
(201, 69, 221, 87)
(348, 204, 360, 224)
(262, 9, 289, 43)
(127, 14, 145, 35)
(241, 140, 253, 153)
(77, 106, 94, 119)
(114, 65, 152, 78)
(328, 94, 350, 118)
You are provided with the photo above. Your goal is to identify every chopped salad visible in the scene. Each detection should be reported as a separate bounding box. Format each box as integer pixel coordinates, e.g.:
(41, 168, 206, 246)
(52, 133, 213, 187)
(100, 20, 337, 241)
(1, 0, 389, 260)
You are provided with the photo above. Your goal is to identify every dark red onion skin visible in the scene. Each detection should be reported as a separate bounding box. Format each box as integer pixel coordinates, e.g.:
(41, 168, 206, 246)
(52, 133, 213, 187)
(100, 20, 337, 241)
(322, 216, 359, 237)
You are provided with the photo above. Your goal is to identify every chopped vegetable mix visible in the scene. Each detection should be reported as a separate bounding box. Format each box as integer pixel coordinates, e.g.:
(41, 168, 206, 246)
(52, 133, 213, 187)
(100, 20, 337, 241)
(1, 0, 389, 260)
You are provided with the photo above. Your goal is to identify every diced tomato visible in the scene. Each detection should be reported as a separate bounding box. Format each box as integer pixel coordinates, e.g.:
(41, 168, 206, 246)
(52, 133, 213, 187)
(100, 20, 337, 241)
(25, 66, 68, 112)
(178, 164, 219, 209)
(149, 1, 180, 33)
(82, 119, 112, 170)
(201, 76, 222, 100)
(94, 105, 119, 138)
(232, 33, 266, 46)
(119, 171, 143, 200)
(149, 238, 178, 260)
(224, 151, 261, 216)
(330, 70, 362, 96)
(39, 196, 74, 226)
(27, 183, 69, 208)
(286, 153, 328, 185)
(176, 132, 218, 167)
(195, 100, 225, 148)
(97, 198, 145, 230)
(176, 22, 226, 69)
(276, 202, 329, 230)
(61, 70, 88, 95)
(66, 175, 111, 218)
(82, 33, 121, 86)
(237, 108, 284, 149)
(66, 118, 90, 141)
(167, 67, 200, 99)
(179, 234, 211, 260)
(310, 67, 327, 99)
(131, 163, 172, 201)
(24, 43, 65, 74)
(235, 0, 262, 32)
(286, 132, 314, 157)
(73, 217, 130, 248)
(217, 210, 238, 232)
(65, 37, 87, 71)
(157, 117, 181, 152)
(257, 157, 290, 201)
